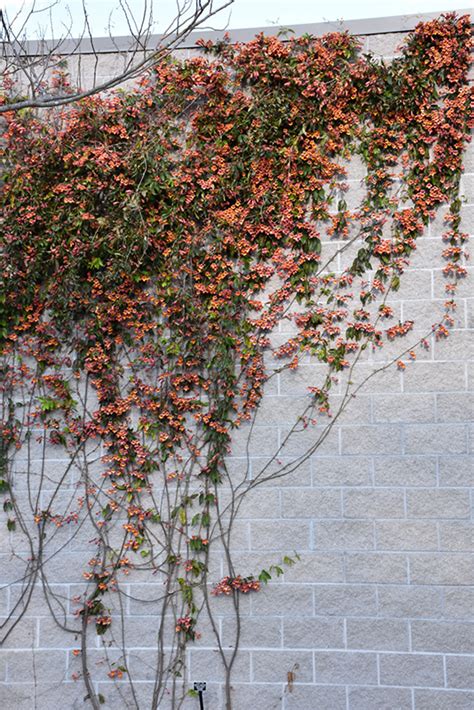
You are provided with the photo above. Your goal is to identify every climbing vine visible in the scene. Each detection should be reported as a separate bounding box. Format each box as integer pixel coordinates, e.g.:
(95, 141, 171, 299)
(0, 13, 472, 709)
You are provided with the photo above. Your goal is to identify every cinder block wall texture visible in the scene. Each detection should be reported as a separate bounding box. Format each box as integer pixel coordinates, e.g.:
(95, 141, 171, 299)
(1, 11, 473, 710)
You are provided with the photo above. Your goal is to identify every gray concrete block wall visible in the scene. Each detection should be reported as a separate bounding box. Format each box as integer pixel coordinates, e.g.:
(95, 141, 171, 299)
(1, 11, 473, 710)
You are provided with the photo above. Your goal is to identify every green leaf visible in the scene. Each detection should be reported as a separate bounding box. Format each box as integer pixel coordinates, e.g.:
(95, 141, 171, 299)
(0, 479, 9, 494)
(90, 257, 104, 270)
(7, 518, 16, 532)
(38, 396, 58, 412)
(101, 504, 112, 520)
(98, 693, 106, 704)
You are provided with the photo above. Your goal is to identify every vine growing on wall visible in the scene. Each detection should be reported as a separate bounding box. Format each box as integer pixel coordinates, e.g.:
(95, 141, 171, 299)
(0, 13, 472, 709)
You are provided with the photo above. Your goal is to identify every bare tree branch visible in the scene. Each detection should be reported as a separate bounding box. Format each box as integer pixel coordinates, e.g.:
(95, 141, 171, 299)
(0, 0, 234, 112)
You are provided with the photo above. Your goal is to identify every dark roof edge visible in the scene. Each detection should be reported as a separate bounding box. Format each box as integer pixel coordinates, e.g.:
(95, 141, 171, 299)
(6, 9, 472, 55)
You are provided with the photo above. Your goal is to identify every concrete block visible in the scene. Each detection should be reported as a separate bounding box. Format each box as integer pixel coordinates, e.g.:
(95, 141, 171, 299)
(373, 393, 435, 423)
(95, 682, 156, 709)
(37, 617, 84, 649)
(374, 456, 437, 487)
(0, 684, 36, 710)
(414, 689, 474, 710)
(345, 553, 407, 583)
(251, 584, 314, 617)
(225, 488, 281, 520)
(467, 298, 474, 330)
(343, 363, 402, 394)
(314, 651, 377, 684)
(284, 685, 347, 710)
(252, 396, 312, 425)
(406, 489, 471, 519)
(461, 172, 474, 202)
(320, 395, 373, 426)
(342, 180, 367, 211)
(416, 547, 474, 593)
(443, 587, 474, 620)
(115, 616, 164, 649)
(0, 588, 7, 617)
(403, 361, 466, 393)
(282, 489, 342, 519)
(8, 583, 69, 618)
(221, 616, 282, 648)
(344, 488, 405, 519)
(314, 584, 377, 617)
(279, 364, 333, 396)
(349, 686, 412, 709)
(315, 521, 374, 550)
(411, 621, 474, 653)
(223, 456, 250, 483)
(438, 522, 474, 552)
(463, 146, 474, 173)
(282, 553, 344, 583)
(0, 617, 37, 650)
(446, 655, 474, 690)
(436, 392, 474, 424)
(434, 331, 474, 361)
(439, 456, 474, 487)
(251, 649, 313, 683)
(35, 552, 92, 584)
(368, 32, 404, 56)
(0, 682, 87, 709)
(400, 287, 464, 326)
(12, 458, 77, 490)
(312, 456, 372, 486)
(430, 204, 473, 238)
(376, 521, 438, 551)
(6, 649, 67, 683)
(283, 617, 344, 649)
(190, 649, 250, 683)
(432, 267, 473, 299)
(339, 153, 367, 181)
(408, 239, 447, 270)
(379, 652, 444, 687)
(229, 684, 282, 709)
(403, 424, 467, 455)
(251, 456, 312, 487)
(378, 585, 443, 618)
(230, 425, 279, 457)
(126, 649, 168, 681)
(346, 618, 409, 651)
(341, 425, 402, 455)
(372, 328, 432, 364)
(250, 521, 311, 551)
(216, 519, 250, 551)
(394, 269, 433, 300)
(279, 423, 340, 458)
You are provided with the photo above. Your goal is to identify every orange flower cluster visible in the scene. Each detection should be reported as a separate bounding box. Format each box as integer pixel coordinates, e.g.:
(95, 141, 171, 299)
(212, 576, 261, 596)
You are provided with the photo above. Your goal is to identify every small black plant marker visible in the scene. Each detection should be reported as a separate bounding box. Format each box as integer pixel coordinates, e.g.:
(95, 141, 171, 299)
(193, 681, 206, 710)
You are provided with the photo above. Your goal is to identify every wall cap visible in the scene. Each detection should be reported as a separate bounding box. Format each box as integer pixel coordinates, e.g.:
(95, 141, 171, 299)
(4, 9, 472, 56)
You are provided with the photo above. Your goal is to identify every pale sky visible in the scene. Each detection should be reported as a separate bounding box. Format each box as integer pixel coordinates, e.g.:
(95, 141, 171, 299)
(0, 1, 470, 39)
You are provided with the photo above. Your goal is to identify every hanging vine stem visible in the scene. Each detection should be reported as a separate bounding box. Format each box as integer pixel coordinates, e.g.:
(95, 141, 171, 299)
(0, 13, 472, 709)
